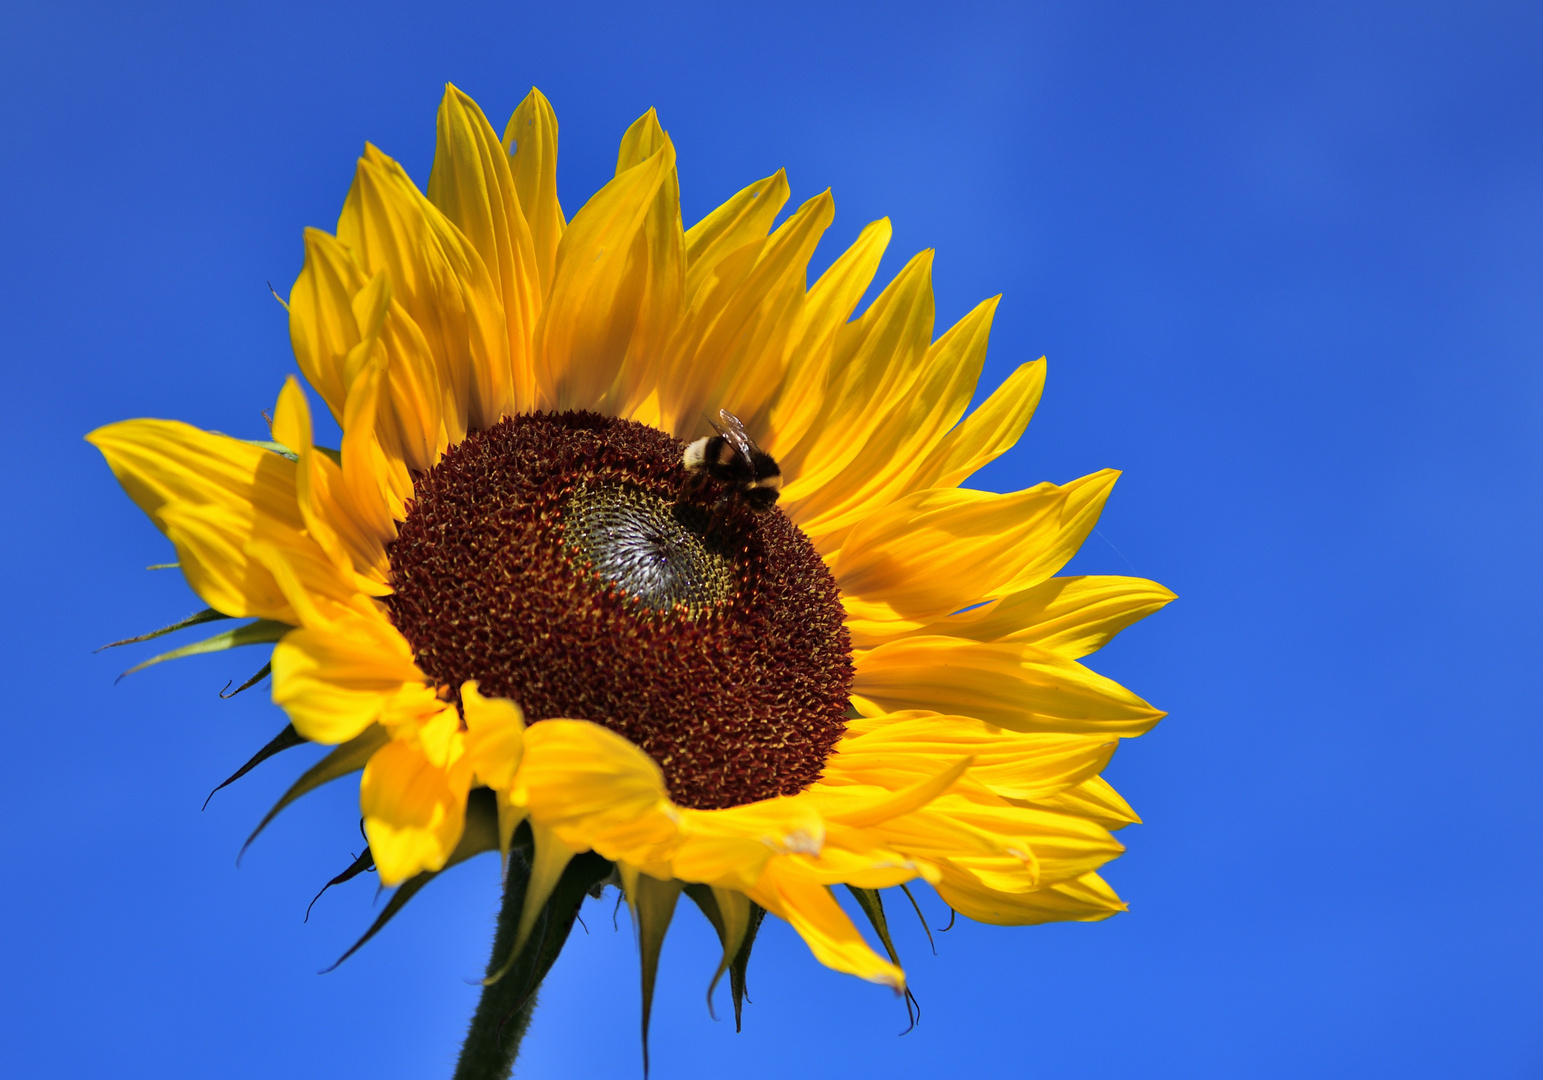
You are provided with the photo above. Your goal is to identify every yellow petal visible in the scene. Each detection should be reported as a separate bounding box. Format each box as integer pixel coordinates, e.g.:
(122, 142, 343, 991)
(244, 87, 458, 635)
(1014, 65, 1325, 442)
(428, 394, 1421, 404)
(502, 87, 565, 299)
(362, 736, 471, 886)
(852, 635, 1165, 735)
(746, 859, 904, 989)
(922, 794, 1125, 885)
(786, 295, 999, 540)
(773, 828, 924, 889)
(813, 755, 973, 828)
(402, 697, 466, 769)
(765, 218, 891, 458)
(906, 358, 1046, 492)
(919, 575, 1177, 657)
(670, 797, 826, 890)
(825, 714, 1117, 803)
(616, 108, 668, 174)
(934, 869, 1127, 926)
(242, 537, 362, 629)
(289, 234, 450, 480)
(461, 680, 526, 791)
(429, 84, 540, 413)
(659, 189, 834, 435)
(338, 144, 510, 433)
(835, 471, 1121, 635)
(532, 137, 684, 415)
(371, 283, 451, 476)
(513, 719, 680, 867)
(1016, 775, 1142, 830)
(777, 249, 936, 524)
(337, 349, 410, 528)
(682, 170, 790, 302)
(271, 378, 391, 589)
(270, 609, 424, 744)
(87, 419, 351, 622)
(849, 796, 1026, 866)
(288, 228, 368, 423)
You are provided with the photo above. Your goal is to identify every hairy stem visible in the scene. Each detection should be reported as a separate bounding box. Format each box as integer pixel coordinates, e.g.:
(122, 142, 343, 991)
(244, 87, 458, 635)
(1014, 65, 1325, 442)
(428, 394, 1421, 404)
(453, 852, 537, 1080)
(452, 848, 611, 1080)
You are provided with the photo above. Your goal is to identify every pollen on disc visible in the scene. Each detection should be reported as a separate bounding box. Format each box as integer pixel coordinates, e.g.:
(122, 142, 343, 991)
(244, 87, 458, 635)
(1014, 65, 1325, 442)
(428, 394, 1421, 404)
(383, 412, 852, 810)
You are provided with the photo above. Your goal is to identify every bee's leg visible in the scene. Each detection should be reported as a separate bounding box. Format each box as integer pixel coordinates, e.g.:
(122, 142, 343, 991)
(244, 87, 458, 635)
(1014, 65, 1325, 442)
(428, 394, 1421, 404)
(704, 492, 731, 545)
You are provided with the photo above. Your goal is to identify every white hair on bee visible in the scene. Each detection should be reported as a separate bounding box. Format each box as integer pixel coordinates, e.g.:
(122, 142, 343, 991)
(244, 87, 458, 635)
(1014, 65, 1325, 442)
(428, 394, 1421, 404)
(681, 409, 783, 512)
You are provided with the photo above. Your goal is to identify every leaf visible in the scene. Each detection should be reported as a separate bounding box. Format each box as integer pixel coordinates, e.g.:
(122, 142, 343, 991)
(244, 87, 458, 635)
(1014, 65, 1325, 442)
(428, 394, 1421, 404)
(203, 723, 305, 810)
(114, 619, 290, 683)
(96, 607, 230, 651)
(321, 788, 501, 970)
(241, 724, 388, 860)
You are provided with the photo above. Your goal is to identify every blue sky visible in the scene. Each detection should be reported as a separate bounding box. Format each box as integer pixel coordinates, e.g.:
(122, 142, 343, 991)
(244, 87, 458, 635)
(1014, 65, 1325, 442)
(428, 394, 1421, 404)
(3, 2, 1540, 1077)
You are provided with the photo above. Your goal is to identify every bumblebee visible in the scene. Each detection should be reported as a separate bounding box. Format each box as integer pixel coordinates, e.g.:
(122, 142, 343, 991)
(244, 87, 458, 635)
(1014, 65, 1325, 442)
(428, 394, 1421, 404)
(682, 409, 783, 511)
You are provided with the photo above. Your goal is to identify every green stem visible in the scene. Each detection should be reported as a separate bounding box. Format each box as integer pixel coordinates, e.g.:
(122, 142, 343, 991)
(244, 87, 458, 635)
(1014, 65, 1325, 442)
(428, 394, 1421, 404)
(452, 849, 612, 1080)
(453, 853, 537, 1080)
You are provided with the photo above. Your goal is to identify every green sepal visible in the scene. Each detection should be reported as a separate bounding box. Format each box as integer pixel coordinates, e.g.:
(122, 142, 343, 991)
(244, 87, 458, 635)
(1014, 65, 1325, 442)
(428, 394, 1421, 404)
(204, 723, 305, 810)
(846, 886, 901, 964)
(97, 607, 231, 652)
(114, 619, 290, 683)
(240, 723, 388, 860)
(321, 788, 502, 971)
(684, 884, 726, 1012)
(624, 874, 682, 1076)
(306, 846, 375, 922)
(683, 884, 751, 1020)
(897, 883, 937, 954)
(728, 901, 767, 1032)
(846, 886, 920, 1033)
(145, 563, 180, 571)
(219, 661, 271, 699)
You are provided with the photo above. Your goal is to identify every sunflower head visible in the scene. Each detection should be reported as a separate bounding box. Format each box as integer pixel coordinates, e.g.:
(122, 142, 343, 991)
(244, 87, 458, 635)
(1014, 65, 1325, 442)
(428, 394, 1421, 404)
(383, 409, 852, 810)
(90, 82, 1171, 1058)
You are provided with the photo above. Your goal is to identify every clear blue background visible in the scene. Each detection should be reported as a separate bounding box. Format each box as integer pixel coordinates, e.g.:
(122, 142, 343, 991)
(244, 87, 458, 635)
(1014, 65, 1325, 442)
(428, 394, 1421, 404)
(3, 2, 1539, 1077)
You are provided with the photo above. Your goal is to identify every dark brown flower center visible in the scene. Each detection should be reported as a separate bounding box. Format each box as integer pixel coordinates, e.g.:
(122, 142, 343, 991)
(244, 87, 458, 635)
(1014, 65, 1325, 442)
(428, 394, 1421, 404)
(383, 411, 851, 810)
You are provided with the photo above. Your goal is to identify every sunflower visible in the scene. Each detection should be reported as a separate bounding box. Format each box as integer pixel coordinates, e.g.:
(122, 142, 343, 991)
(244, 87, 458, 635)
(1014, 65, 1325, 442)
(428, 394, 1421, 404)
(90, 84, 1170, 1072)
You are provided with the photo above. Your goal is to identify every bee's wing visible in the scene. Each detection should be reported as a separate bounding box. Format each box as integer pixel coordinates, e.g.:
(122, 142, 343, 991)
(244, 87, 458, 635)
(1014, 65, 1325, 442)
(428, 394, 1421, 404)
(713, 408, 759, 460)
